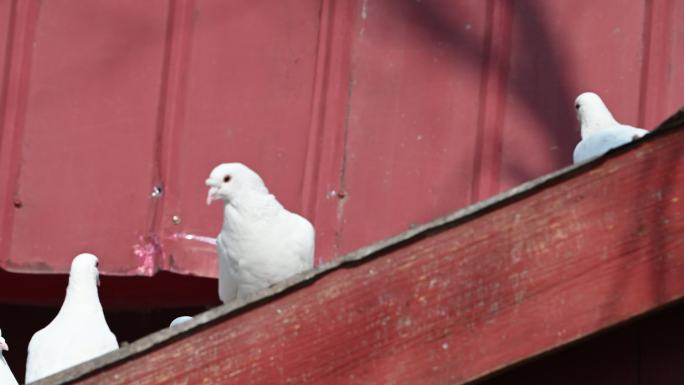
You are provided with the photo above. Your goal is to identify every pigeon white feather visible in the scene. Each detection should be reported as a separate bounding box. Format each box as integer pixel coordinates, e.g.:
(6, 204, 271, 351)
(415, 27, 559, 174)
(206, 163, 315, 303)
(573, 92, 648, 163)
(170, 316, 193, 327)
(25, 253, 118, 383)
(0, 329, 18, 385)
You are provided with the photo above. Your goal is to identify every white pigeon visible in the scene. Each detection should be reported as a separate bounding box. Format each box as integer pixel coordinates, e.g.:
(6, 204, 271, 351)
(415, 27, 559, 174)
(573, 92, 649, 163)
(169, 316, 193, 327)
(206, 163, 315, 303)
(25, 253, 118, 383)
(0, 329, 18, 385)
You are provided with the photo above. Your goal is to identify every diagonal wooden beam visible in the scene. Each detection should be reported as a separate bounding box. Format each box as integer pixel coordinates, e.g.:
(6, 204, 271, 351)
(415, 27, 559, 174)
(39, 108, 684, 385)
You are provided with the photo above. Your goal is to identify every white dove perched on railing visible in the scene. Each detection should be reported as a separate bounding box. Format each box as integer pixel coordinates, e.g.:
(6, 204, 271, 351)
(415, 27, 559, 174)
(25, 253, 118, 383)
(573, 92, 649, 163)
(206, 163, 315, 303)
(0, 329, 18, 385)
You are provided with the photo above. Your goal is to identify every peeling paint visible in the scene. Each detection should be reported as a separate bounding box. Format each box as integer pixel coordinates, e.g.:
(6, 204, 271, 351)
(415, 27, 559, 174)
(132, 235, 162, 276)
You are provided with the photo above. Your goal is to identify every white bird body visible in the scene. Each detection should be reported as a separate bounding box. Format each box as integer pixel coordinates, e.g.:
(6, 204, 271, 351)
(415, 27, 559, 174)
(25, 254, 118, 383)
(206, 163, 315, 302)
(169, 316, 193, 327)
(573, 92, 648, 163)
(0, 330, 18, 385)
(0, 356, 18, 385)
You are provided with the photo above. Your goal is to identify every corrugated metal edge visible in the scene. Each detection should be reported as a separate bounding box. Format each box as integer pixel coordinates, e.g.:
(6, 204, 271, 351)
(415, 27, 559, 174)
(36, 107, 684, 385)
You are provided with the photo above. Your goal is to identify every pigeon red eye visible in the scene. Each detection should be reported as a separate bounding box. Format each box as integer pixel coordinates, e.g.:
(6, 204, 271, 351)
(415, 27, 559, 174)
(223, 175, 231, 183)
(575, 104, 580, 110)
(95, 261, 99, 268)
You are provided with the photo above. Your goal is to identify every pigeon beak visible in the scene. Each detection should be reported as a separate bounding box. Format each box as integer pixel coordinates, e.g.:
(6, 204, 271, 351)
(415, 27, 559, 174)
(0, 340, 8, 351)
(207, 187, 219, 205)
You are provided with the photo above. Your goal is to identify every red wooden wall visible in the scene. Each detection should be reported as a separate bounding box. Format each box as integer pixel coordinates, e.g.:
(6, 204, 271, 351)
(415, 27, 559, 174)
(1, 1, 683, 285)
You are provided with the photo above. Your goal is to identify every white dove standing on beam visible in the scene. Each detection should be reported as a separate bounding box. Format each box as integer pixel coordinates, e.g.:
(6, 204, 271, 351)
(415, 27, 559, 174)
(206, 163, 315, 303)
(25, 253, 118, 383)
(573, 92, 649, 163)
(0, 329, 18, 385)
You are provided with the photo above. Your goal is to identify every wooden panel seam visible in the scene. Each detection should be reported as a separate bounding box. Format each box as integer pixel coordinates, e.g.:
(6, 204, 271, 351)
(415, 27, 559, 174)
(471, 0, 513, 202)
(299, 0, 357, 261)
(0, 0, 39, 268)
(151, 0, 195, 274)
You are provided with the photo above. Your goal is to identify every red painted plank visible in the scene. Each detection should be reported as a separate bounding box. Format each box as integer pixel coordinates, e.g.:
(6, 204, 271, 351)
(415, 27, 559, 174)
(2, 0, 169, 274)
(339, 0, 488, 255)
(45, 118, 684, 385)
(0, 0, 14, 99)
(642, 0, 684, 128)
(665, 2, 684, 116)
(0, 0, 39, 271)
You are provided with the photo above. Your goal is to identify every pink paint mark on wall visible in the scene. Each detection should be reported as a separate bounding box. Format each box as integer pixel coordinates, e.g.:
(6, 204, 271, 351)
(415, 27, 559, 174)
(132, 235, 162, 276)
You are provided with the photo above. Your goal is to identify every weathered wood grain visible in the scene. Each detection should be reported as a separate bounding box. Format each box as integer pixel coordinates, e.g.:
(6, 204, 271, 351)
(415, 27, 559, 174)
(38, 111, 684, 385)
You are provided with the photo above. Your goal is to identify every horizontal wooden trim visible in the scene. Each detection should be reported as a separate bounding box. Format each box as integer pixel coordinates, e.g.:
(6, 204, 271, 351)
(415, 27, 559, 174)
(39, 108, 684, 385)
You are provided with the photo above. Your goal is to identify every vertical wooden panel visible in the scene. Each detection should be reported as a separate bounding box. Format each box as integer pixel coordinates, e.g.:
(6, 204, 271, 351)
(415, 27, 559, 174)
(0, 0, 13, 93)
(472, 0, 512, 200)
(641, 0, 684, 128)
(338, 0, 488, 255)
(0, 0, 39, 271)
(298, 0, 359, 263)
(4, 0, 169, 274)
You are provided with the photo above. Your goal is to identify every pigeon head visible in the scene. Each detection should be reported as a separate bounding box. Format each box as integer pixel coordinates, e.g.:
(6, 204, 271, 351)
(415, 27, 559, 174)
(69, 253, 101, 287)
(0, 329, 7, 351)
(205, 163, 268, 205)
(574, 92, 617, 138)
